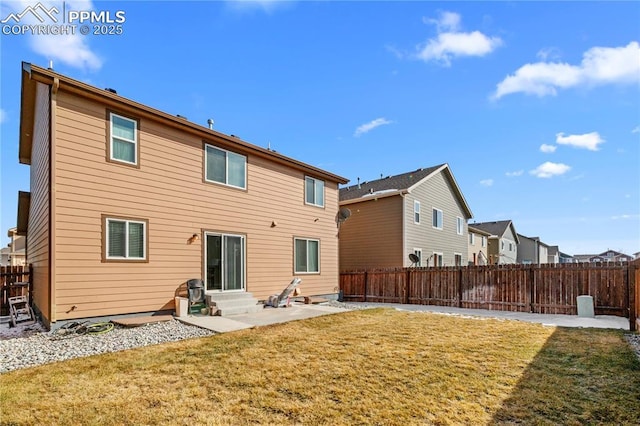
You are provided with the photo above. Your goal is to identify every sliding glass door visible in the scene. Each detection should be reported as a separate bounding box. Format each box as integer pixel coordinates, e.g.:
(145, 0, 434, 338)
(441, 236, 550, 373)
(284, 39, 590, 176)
(205, 233, 245, 292)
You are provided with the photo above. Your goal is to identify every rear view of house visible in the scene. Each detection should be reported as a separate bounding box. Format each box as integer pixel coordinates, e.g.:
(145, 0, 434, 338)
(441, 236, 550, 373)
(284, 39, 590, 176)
(339, 164, 473, 270)
(17, 62, 348, 327)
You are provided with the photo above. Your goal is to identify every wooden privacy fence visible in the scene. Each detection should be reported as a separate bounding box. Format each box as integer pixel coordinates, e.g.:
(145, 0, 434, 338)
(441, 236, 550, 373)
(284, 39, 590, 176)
(1, 265, 32, 316)
(341, 262, 638, 330)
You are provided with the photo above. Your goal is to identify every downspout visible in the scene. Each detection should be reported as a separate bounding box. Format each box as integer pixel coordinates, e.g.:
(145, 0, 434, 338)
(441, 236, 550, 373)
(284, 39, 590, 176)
(400, 191, 407, 267)
(50, 77, 59, 322)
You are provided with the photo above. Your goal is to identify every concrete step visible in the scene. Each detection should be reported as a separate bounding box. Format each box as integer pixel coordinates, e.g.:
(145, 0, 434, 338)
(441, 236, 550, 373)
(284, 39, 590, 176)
(206, 292, 262, 316)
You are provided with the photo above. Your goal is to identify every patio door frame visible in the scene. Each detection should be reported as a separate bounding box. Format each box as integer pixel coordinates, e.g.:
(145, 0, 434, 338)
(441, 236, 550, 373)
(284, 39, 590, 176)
(203, 231, 246, 293)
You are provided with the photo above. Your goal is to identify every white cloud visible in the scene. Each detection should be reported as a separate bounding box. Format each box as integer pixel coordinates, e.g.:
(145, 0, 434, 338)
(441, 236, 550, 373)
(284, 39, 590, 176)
(529, 162, 571, 178)
(416, 11, 502, 66)
(536, 47, 561, 61)
(5, 0, 102, 70)
(479, 179, 494, 187)
(0, 108, 6, 124)
(493, 41, 640, 99)
(611, 214, 640, 220)
(632, 126, 640, 134)
(505, 170, 523, 177)
(540, 144, 557, 153)
(556, 132, 605, 151)
(354, 118, 393, 137)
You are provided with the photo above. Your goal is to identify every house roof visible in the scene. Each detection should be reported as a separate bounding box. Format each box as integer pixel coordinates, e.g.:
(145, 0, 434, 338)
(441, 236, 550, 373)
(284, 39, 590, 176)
(518, 234, 551, 249)
(339, 163, 473, 218)
(469, 220, 520, 244)
(19, 62, 348, 185)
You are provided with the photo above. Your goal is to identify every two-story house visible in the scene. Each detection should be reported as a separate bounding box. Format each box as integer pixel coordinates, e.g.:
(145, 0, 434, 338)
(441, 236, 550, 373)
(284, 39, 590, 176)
(16, 62, 348, 327)
(468, 226, 491, 265)
(338, 164, 473, 270)
(516, 234, 550, 265)
(2, 227, 26, 266)
(468, 220, 519, 265)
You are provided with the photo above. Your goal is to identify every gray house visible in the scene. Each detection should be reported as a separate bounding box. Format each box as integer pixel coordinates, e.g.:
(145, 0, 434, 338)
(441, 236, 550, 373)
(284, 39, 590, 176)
(468, 220, 519, 265)
(517, 234, 550, 265)
(339, 164, 473, 270)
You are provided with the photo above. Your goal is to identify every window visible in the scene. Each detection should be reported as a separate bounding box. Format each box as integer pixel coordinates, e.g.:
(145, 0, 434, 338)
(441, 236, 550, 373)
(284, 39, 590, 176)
(109, 113, 138, 165)
(433, 252, 443, 267)
(414, 201, 420, 224)
(454, 253, 462, 266)
(501, 241, 505, 250)
(509, 242, 513, 251)
(469, 233, 475, 245)
(305, 177, 324, 207)
(432, 208, 443, 229)
(456, 217, 463, 235)
(104, 217, 147, 261)
(481, 236, 486, 247)
(294, 238, 320, 273)
(205, 144, 247, 189)
(413, 249, 422, 266)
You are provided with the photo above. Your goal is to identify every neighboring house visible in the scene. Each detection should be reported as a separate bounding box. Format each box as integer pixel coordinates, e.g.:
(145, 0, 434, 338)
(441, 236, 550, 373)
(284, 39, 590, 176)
(517, 234, 550, 265)
(338, 164, 473, 270)
(635, 251, 640, 260)
(574, 250, 633, 263)
(16, 62, 348, 327)
(546, 245, 559, 264)
(4, 227, 26, 266)
(558, 251, 577, 263)
(0, 247, 10, 266)
(468, 220, 519, 265)
(468, 226, 491, 265)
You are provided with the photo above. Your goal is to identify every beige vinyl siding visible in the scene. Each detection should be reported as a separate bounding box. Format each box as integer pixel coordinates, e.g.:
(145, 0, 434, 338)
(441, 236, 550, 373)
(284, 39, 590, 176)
(339, 196, 403, 270)
(52, 91, 340, 320)
(404, 172, 469, 267)
(27, 82, 51, 324)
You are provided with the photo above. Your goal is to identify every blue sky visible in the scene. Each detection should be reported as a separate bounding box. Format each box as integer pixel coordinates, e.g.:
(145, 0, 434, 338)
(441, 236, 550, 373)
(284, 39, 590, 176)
(1, 1, 639, 256)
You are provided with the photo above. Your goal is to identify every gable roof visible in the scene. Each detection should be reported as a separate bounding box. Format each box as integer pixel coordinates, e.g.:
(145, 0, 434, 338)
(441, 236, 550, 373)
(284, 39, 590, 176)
(339, 163, 473, 218)
(469, 220, 520, 244)
(19, 62, 348, 185)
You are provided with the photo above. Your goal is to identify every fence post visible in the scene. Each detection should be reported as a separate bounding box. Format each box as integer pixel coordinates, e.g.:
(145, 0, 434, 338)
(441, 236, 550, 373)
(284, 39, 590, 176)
(363, 271, 368, 303)
(405, 269, 410, 305)
(529, 265, 536, 313)
(458, 266, 463, 308)
(629, 262, 637, 332)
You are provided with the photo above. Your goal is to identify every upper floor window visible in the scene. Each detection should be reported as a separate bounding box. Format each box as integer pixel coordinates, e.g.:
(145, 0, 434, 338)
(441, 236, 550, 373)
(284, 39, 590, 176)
(305, 177, 324, 207)
(481, 236, 486, 247)
(456, 217, 463, 235)
(205, 144, 246, 189)
(501, 241, 505, 250)
(104, 217, 147, 261)
(294, 238, 320, 273)
(509, 242, 514, 251)
(432, 208, 443, 230)
(414, 201, 421, 224)
(469, 233, 475, 245)
(109, 113, 138, 165)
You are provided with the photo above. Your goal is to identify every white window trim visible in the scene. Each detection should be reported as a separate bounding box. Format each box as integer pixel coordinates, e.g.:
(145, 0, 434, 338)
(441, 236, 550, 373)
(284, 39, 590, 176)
(469, 233, 475, 245)
(456, 217, 463, 235)
(414, 201, 421, 224)
(413, 248, 422, 266)
(481, 236, 486, 247)
(433, 252, 443, 267)
(294, 237, 321, 274)
(432, 208, 443, 230)
(304, 176, 325, 208)
(109, 112, 138, 165)
(454, 252, 463, 266)
(105, 218, 147, 260)
(204, 143, 247, 189)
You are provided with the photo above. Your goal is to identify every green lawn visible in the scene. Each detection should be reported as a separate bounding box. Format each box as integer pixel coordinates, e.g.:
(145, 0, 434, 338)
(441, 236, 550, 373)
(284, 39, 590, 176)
(1, 308, 639, 425)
